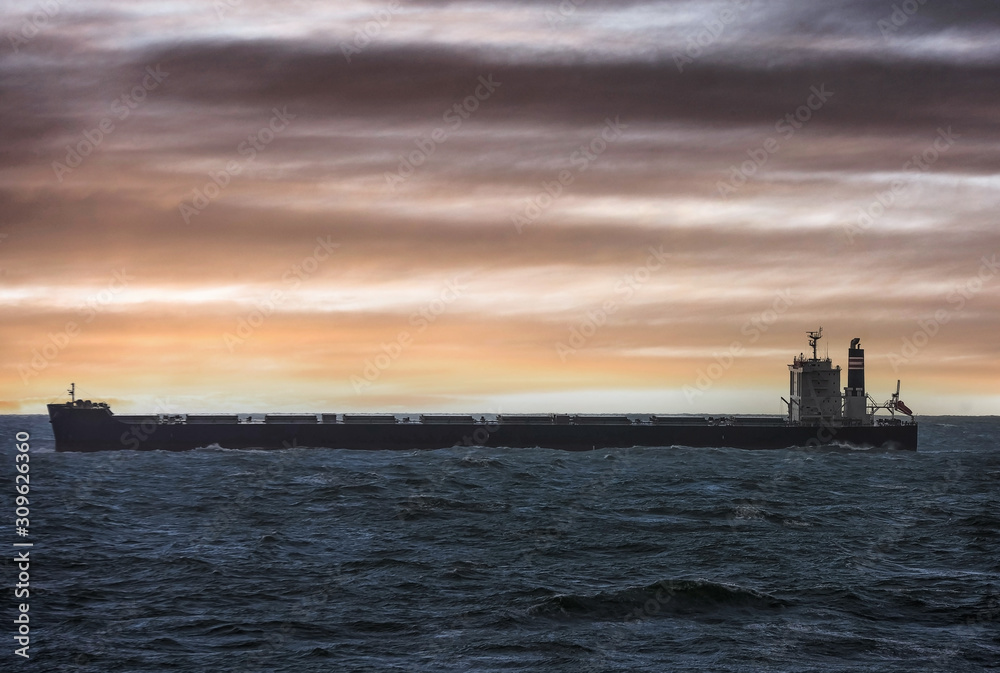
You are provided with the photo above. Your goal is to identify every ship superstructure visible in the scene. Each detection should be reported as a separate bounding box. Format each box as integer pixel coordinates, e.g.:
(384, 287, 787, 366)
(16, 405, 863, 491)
(787, 328, 844, 425)
(783, 329, 913, 430)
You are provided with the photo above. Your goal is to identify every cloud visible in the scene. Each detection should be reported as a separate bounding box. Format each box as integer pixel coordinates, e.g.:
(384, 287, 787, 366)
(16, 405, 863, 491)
(1, 0, 998, 413)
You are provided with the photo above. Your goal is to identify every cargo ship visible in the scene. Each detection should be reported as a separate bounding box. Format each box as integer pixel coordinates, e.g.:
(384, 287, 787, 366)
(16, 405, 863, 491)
(47, 329, 917, 452)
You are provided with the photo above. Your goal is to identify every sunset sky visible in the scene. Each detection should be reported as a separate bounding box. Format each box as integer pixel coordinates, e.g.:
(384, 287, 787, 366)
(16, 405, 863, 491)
(2, 0, 998, 415)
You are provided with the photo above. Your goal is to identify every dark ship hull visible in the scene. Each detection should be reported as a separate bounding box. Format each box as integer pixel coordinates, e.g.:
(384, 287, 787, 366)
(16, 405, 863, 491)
(46, 331, 919, 452)
(46, 404, 917, 452)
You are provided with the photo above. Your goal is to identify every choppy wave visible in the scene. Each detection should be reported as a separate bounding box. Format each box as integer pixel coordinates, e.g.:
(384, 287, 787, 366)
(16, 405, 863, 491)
(528, 579, 786, 620)
(3, 414, 997, 673)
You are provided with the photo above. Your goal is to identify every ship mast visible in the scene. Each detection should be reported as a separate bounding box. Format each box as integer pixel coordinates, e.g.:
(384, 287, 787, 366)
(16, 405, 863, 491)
(806, 327, 823, 360)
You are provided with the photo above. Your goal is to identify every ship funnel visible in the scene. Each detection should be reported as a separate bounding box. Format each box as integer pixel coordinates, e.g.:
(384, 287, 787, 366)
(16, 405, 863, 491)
(847, 338, 864, 391)
(843, 337, 867, 423)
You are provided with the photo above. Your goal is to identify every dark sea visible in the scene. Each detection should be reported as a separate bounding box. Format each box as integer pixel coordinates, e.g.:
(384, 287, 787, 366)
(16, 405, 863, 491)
(2, 415, 999, 672)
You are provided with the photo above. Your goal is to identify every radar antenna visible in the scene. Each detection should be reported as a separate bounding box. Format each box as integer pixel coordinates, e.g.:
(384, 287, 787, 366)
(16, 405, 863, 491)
(806, 327, 823, 360)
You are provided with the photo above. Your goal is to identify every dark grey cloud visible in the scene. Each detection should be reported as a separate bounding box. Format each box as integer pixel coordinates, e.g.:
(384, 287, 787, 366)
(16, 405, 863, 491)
(4, 37, 1000, 159)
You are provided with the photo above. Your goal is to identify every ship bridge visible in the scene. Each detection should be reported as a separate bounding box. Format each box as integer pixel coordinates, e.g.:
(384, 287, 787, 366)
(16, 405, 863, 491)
(787, 328, 843, 426)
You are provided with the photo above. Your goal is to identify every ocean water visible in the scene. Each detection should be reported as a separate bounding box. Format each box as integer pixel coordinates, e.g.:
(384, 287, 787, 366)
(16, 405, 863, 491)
(2, 414, 998, 672)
